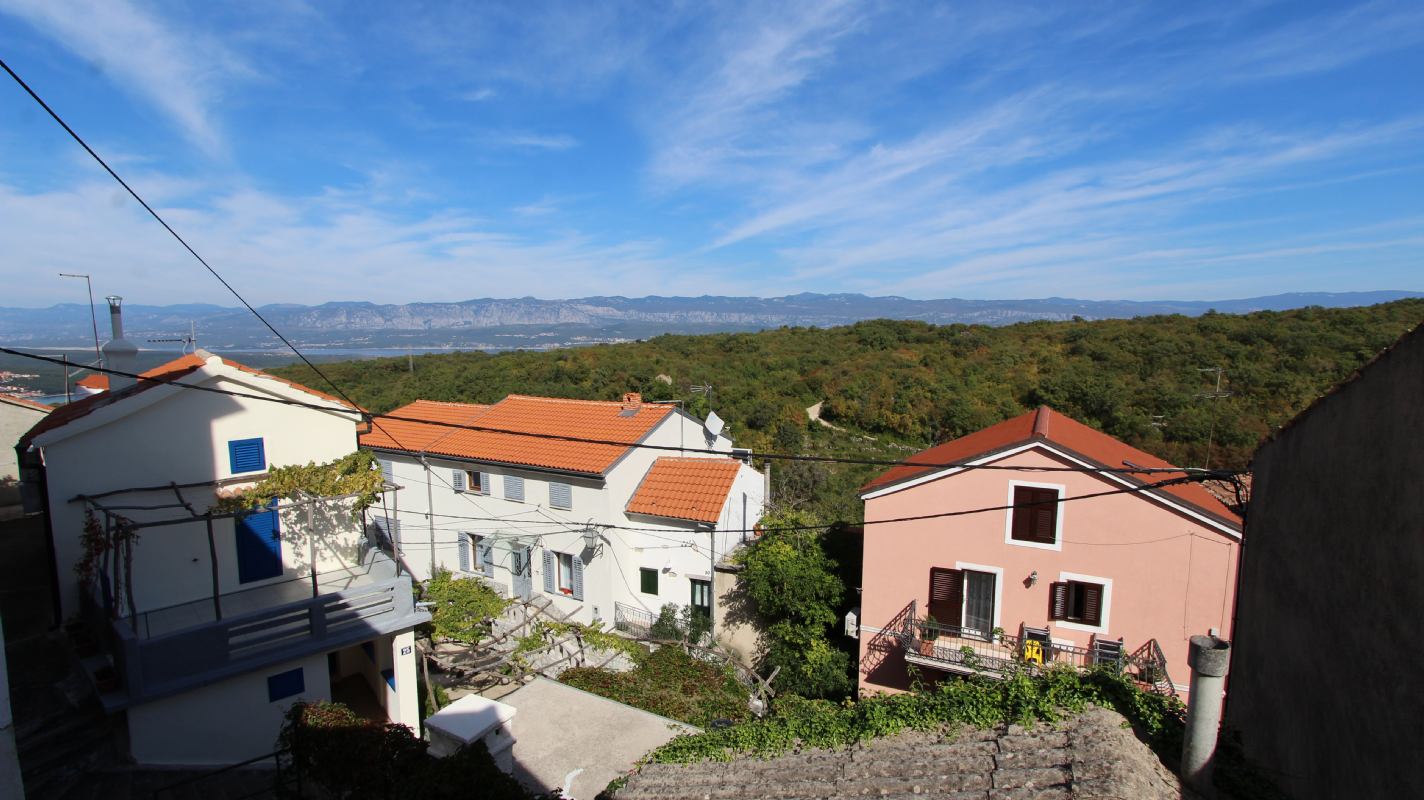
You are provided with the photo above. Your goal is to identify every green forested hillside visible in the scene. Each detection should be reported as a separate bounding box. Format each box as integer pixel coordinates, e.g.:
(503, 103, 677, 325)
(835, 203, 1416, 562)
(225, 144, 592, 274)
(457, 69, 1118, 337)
(273, 301, 1422, 522)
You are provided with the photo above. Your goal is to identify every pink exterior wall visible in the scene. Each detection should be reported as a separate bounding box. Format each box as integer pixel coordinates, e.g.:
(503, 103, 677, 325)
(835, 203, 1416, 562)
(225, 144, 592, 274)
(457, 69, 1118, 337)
(857, 446, 1239, 697)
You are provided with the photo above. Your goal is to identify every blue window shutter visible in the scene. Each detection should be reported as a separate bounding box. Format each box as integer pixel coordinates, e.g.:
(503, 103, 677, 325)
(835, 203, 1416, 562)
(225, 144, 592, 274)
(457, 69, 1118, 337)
(549, 482, 572, 510)
(479, 540, 495, 575)
(228, 438, 266, 474)
(267, 667, 304, 702)
(542, 550, 555, 593)
(382, 668, 395, 690)
(458, 533, 470, 572)
(479, 473, 491, 494)
(505, 475, 524, 503)
(572, 555, 584, 601)
(452, 470, 465, 491)
(380, 459, 393, 482)
(235, 500, 282, 583)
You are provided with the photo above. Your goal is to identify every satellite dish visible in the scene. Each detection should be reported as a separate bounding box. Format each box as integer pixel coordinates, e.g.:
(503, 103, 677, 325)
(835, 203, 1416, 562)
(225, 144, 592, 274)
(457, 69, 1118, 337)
(704, 410, 725, 437)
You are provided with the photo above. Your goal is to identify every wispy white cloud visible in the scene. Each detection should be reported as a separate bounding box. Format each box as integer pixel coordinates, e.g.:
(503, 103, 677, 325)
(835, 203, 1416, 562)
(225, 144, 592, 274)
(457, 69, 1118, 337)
(479, 130, 579, 151)
(0, 0, 255, 154)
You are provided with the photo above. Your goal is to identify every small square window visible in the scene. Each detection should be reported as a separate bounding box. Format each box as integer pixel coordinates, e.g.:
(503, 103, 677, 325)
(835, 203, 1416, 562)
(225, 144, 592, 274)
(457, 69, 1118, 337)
(1010, 486, 1059, 545)
(640, 567, 659, 595)
(228, 437, 266, 475)
(504, 475, 525, 503)
(466, 471, 487, 494)
(549, 481, 573, 510)
(267, 667, 304, 702)
(1050, 580, 1105, 627)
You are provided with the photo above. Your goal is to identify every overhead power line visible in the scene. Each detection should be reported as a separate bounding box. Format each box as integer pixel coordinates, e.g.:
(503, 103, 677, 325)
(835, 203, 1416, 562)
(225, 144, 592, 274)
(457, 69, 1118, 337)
(2, 349, 1245, 481)
(0, 56, 514, 525)
(0, 60, 1243, 547)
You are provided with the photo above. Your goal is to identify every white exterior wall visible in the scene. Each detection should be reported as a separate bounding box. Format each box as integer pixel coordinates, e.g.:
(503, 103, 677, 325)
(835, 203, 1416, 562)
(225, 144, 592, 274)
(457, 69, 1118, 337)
(2, 399, 48, 481)
(127, 651, 330, 766)
(372, 410, 766, 628)
(2, 398, 48, 509)
(36, 366, 360, 619)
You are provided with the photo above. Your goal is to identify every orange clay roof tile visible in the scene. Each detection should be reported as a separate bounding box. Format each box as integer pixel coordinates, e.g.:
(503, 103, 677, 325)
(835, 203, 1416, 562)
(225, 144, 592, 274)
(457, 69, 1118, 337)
(360, 395, 673, 475)
(861, 406, 1241, 530)
(626, 457, 742, 524)
(20, 351, 356, 449)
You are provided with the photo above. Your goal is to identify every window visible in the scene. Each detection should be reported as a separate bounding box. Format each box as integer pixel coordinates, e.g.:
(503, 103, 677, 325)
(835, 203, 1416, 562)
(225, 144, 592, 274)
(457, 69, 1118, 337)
(549, 481, 573, 510)
(455, 470, 489, 494)
(927, 566, 998, 640)
(267, 667, 304, 702)
(640, 567, 659, 595)
(1051, 580, 1105, 627)
(504, 475, 525, 503)
(556, 552, 575, 593)
(379, 459, 393, 483)
(543, 549, 583, 600)
(1008, 484, 1061, 547)
(228, 437, 266, 475)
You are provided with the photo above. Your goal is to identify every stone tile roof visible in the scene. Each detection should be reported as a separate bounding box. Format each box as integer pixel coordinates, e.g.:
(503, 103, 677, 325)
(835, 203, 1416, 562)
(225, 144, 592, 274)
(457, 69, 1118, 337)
(614, 707, 1186, 800)
(861, 405, 1241, 531)
(361, 394, 674, 476)
(626, 457, 742, 524)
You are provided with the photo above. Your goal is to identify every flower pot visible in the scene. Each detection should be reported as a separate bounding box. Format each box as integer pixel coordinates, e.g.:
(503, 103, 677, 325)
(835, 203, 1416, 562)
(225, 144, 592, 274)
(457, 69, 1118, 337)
(919, 639, 935, 657)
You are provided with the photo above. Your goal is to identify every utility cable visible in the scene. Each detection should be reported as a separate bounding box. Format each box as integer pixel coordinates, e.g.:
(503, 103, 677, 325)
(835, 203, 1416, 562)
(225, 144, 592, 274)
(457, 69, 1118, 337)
(2, 348, 1245, 480)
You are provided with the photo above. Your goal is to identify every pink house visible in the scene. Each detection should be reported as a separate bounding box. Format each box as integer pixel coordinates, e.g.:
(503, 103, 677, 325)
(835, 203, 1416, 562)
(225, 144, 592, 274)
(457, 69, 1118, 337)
(855, 407, 1242, 698)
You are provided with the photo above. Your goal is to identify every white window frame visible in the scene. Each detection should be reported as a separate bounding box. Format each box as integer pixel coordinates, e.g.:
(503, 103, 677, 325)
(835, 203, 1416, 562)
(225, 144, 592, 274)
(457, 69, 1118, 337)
(556, 551, 575, 595)
(1055, 570, 1112, 634)
(1003, 479, 1065, 552)
(955, 561, 1004, 637)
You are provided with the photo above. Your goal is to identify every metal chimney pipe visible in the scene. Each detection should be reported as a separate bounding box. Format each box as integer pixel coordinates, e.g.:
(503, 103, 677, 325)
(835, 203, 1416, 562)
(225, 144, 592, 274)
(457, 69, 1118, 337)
(106, 295, 124, 339)
(102, 295, 139, 391)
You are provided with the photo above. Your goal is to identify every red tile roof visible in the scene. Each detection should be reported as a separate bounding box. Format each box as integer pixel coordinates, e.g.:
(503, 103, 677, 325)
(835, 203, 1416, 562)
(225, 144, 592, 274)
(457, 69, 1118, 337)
(361, 400, 492, 452)
(361, 395, 674, 476)
(0, 394, 54, 413)
(861, 406, 1241, 529)
(626, 457, 742, 524)
(20, 351, 356, 449)
(76, 374, 109, 391)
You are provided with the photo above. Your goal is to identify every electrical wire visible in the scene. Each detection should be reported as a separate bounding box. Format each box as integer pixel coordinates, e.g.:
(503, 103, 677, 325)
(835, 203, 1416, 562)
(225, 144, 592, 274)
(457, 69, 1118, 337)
(3, 348, 1244, 481)
(0, 57, 1246, 553)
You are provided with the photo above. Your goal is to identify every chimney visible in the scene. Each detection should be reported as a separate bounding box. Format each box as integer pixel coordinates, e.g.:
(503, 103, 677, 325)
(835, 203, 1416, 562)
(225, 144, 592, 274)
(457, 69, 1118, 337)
(102, 296, 139, 391)
(621, 392, 642, 408)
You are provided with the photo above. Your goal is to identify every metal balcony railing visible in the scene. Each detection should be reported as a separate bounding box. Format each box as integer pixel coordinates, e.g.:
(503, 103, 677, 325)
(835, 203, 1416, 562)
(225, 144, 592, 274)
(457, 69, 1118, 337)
(614, 601, 655, 638)
(80, 567, 429, 709)
(895, 601, 1175, 696)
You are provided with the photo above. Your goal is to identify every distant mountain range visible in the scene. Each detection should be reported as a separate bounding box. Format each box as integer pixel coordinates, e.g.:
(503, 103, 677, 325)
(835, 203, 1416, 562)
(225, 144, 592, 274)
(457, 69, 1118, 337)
(1, 291, 1418, 352)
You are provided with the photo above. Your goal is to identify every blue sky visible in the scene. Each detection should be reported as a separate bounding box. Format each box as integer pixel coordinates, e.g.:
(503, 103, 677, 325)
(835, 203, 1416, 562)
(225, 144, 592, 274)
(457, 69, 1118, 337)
(1, 1, 1421, 307)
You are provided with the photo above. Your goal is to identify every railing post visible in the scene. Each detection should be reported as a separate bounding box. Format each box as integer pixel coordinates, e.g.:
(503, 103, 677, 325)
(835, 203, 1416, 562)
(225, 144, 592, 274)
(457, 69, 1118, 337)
(309, 600, 327, 642)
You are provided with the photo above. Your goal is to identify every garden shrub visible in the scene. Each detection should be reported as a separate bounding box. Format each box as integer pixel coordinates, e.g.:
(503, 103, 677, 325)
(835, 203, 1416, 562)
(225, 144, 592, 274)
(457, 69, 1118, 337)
(421, 569, 511, 642)
(560, 645, 750, 728)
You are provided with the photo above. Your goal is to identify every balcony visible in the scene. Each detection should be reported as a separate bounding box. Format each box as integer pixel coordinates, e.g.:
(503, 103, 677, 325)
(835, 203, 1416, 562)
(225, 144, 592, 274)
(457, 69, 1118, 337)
(895, 602, 1175, 696)
(78, 551, 429, 710)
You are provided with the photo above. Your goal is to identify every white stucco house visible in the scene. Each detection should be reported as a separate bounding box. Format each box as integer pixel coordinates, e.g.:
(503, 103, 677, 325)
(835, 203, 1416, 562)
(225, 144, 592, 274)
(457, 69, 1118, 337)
(19, 341, 428, 766)
(360, 393, 765, 634)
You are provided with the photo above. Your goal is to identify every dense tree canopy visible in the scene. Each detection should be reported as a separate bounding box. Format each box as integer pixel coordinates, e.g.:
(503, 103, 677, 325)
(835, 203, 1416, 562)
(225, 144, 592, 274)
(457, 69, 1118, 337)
(274, 300, 1422, 522)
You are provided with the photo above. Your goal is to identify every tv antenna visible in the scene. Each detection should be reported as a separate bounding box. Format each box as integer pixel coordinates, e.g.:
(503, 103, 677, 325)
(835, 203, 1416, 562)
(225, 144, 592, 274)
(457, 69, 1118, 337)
(1196, 367, 1232, 469)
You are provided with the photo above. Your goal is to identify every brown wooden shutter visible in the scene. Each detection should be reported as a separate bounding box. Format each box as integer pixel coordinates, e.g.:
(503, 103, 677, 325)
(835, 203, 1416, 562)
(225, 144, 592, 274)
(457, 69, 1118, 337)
(1081, 582, 1103, 626)
(1011, 486, 1033, 541)
(928, 567, 963, 627)
(1049, 581, 1069, 620)
(1031, 488, 1058, 543)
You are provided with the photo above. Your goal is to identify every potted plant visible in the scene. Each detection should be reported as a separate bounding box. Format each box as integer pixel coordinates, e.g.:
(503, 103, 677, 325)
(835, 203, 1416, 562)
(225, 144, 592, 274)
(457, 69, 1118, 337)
(918, 615, 938, 656)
